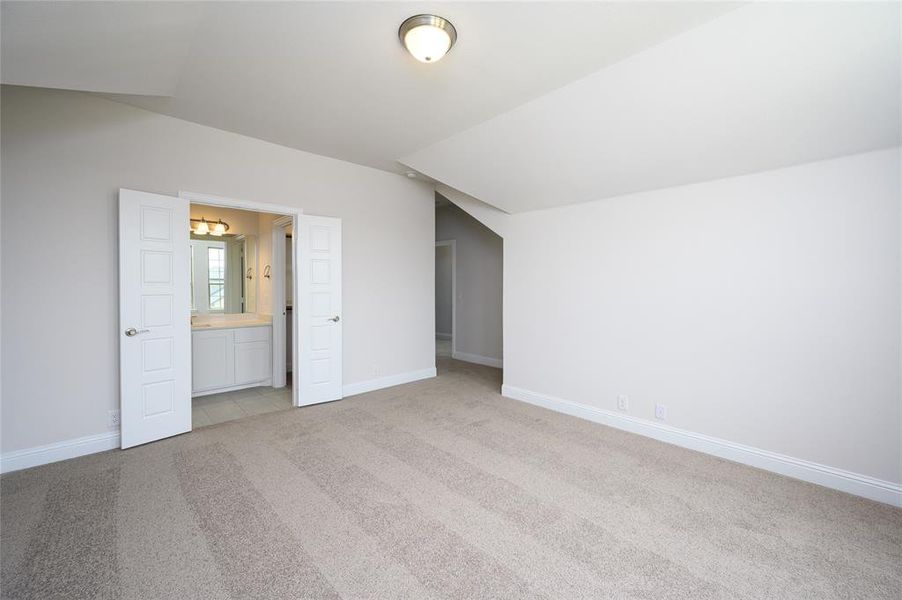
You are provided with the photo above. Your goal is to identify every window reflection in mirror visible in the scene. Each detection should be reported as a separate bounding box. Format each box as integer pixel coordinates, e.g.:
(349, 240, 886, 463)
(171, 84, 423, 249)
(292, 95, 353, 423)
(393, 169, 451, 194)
(189, 234, 257, 314)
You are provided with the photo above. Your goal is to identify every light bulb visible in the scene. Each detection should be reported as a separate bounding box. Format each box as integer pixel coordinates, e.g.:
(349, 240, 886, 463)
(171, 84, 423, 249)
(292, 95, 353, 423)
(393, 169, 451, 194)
(212, 220, 226, 236)
(195, 219, 209, 235)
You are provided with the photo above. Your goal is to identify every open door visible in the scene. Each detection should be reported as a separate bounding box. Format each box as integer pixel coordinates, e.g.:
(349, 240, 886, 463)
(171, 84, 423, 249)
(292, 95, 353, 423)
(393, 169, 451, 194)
(119, 189, 191, 448)
(298, 215, 342, 406)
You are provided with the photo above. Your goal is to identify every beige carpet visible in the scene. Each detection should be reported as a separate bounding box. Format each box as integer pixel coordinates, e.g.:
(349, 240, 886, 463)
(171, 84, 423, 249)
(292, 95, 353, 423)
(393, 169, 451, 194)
(2, 358, 900, 599)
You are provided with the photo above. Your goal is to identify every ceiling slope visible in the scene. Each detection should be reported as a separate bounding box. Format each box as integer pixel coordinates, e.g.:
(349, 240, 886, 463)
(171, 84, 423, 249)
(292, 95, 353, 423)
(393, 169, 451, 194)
(401, 2, 902, 213)
(0, 1, 205, 96)
(0, 1, 739, 175)
(436, 184, 508, 238)
(104, 1, 739, 175)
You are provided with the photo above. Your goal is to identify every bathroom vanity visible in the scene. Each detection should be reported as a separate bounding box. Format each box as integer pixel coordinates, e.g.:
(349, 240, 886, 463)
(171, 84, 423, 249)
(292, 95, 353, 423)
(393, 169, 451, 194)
(191, 316, 272, 396)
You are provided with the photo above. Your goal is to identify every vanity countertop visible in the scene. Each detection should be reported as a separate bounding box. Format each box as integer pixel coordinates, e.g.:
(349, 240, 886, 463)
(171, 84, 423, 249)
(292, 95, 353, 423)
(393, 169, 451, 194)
(191, 318, 272, 332)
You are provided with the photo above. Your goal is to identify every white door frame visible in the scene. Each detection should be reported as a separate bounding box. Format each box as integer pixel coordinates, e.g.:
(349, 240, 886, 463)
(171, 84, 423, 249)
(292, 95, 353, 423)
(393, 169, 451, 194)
(271, 215, 293, 389)
(179, 191, 301, 407)
(435, 239, 456, 356)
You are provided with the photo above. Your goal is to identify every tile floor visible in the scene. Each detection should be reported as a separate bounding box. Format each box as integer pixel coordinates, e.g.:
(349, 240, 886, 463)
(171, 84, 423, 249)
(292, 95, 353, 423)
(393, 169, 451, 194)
(192, 384, 293, 427)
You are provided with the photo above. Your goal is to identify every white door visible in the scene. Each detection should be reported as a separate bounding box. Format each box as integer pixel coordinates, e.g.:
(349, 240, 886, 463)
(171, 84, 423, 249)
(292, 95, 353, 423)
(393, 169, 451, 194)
(298, 215, 342, 405)
(119, 189, 191, 448)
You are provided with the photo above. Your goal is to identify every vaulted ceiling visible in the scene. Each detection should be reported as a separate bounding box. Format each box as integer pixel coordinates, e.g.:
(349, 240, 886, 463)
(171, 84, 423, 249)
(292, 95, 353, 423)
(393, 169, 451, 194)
(2, 1, 899, 214)
(401, 2, 902, 212)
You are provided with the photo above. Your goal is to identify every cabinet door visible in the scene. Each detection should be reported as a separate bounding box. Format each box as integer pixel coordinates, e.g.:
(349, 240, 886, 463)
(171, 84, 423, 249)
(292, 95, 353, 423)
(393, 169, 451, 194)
(234, 341, 272, 385)
(192, 330, 234, 392)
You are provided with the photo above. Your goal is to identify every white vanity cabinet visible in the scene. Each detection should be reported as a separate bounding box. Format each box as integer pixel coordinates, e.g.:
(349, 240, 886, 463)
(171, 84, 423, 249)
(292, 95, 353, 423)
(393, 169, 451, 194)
(192, 325, 272, 395)
(192, 329, 234, 392)
(233, 327, 272, 385)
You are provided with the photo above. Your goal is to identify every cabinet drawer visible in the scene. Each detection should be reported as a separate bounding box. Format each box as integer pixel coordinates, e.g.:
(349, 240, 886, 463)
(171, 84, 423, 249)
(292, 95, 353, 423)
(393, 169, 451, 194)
(234, 326, 271, 344)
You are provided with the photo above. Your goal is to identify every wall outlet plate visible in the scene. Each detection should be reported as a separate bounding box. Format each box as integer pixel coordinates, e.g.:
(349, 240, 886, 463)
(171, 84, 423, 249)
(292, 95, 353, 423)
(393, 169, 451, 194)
(108, 410, 121, 428)
(654, 404, 667, 420)
(617, 395, 629, 411)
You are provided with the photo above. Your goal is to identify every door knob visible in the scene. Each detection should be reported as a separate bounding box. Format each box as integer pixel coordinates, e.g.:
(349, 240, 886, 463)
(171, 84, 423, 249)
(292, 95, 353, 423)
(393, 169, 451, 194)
(328, 316, 340, 323)
(124, 327, 150, 337)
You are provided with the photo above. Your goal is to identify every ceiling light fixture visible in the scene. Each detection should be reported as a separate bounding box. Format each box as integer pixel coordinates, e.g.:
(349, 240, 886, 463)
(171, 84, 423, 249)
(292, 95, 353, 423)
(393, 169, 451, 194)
(399, 14, 457, 63)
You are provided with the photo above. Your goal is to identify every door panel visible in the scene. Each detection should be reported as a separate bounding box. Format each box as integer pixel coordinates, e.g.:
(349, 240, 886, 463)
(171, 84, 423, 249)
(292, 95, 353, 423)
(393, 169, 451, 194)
(298, 216, 342, 405)
(119, 189, 191, 448)
(235, 341, 272, 384)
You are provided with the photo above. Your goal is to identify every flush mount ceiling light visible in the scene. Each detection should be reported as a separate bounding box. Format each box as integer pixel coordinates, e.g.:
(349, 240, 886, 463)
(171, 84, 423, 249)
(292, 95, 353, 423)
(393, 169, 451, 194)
(399, 14, 457, 63)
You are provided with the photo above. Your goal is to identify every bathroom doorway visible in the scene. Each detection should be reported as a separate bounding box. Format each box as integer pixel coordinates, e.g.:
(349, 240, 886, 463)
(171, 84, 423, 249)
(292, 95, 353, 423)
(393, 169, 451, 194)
(118, 188, 343, 448)
(188, 202, 295, 427)
(181, 193, 345, 418)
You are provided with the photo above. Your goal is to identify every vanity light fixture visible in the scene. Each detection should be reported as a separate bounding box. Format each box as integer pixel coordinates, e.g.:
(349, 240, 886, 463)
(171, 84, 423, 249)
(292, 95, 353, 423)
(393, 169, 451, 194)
(211, 220, 227, 236)
(190, 217, 229, 236)
(399, 14, 457, 63)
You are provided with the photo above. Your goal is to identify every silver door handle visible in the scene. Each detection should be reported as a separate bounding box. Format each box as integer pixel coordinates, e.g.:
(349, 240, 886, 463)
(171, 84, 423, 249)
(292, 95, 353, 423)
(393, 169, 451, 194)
(328, 316, 340, 323)
(124, 327, 150, 337)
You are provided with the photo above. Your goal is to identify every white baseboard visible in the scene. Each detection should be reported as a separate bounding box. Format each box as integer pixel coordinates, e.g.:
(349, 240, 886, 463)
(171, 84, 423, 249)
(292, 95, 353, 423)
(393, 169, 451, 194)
(1, 431, 120, 475)
(452, 350, 503, 369)
(435, 332, 452, 340)
(1, 369, 437, 474)
(192, 380, 273, 398)
(343, 367, 437, 398)
(501, 384, 902, 508)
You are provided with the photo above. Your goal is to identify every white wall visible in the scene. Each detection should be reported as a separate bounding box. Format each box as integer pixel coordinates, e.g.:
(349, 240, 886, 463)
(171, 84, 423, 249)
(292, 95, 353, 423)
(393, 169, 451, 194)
(0, 85, 435, 455)
(503, 148, 901, 484)
(256, 212, 276, 315)
(435, 244, 453, 337)
(436, 202, 503, 363)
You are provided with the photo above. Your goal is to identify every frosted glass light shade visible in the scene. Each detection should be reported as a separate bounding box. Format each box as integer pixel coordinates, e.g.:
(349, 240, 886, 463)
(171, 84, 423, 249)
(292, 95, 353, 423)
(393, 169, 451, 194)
(399, 15, 457, 63)
(195, 219, 209, 235)
(404, 26, 451, 62)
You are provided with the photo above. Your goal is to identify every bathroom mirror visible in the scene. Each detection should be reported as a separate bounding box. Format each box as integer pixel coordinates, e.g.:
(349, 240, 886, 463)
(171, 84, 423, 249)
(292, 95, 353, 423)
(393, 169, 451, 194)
(190, 234, 257, 314)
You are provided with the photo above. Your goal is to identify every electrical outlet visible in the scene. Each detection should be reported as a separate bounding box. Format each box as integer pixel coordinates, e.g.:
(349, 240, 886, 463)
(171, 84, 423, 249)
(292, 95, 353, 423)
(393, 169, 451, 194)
(372, 364, 381, 377)
(617, 395, 629, 411)
(108, 410, 121, 428)
(654, 404, 667, 420)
